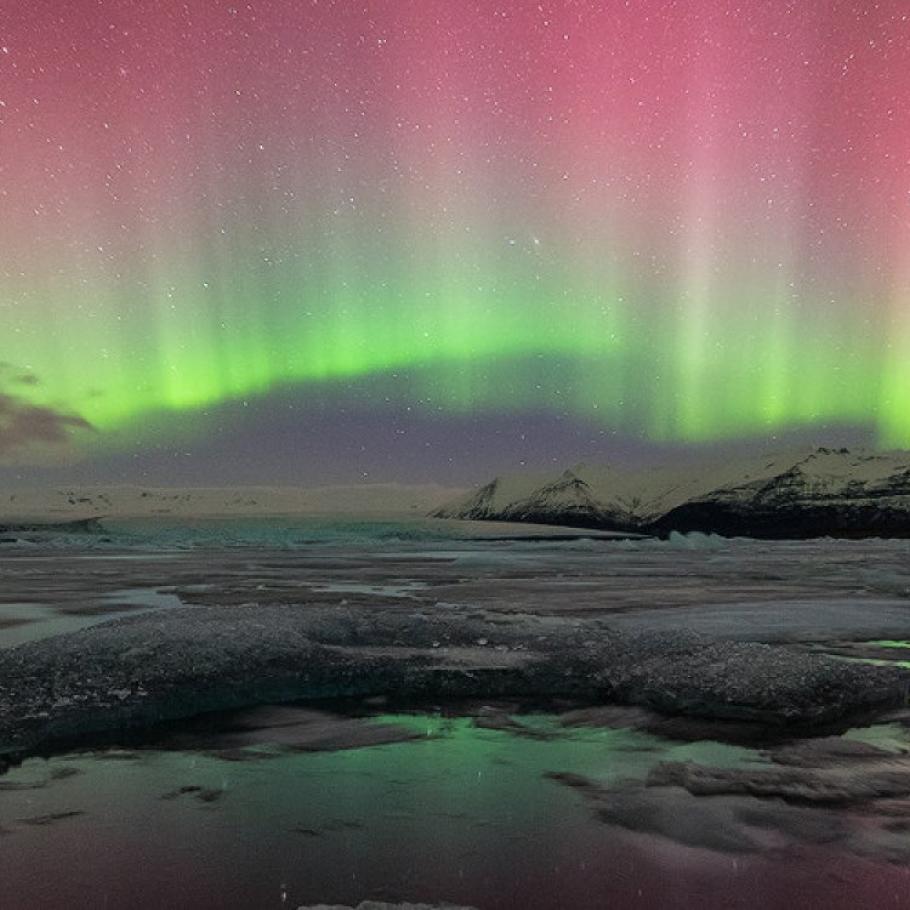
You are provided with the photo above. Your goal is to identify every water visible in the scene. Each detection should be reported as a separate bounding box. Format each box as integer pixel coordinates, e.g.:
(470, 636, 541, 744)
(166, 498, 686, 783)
(1, 516, 627, 551)
(1, 711, 906, 910)
(3, 520, 910, 907)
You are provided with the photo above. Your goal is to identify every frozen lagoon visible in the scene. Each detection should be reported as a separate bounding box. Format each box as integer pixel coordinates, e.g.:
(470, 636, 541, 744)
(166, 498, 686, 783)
(4, 518, 910, 646)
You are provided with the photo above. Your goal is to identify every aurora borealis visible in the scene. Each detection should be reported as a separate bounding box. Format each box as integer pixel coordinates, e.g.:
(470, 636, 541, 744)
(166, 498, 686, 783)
(1, 1, 909, 474)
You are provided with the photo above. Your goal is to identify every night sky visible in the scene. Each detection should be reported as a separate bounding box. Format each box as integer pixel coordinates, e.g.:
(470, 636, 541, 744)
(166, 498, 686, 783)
(1, 1, 908, 484)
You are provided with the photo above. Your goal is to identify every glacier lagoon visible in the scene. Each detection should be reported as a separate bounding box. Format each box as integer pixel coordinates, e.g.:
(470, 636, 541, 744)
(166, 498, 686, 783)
(2, 520, 910, 908)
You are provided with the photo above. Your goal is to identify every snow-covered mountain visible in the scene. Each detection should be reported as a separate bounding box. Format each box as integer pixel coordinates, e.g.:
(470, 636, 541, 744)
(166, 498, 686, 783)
(436, 465, 634, 530)
(433, 448, 910, 538)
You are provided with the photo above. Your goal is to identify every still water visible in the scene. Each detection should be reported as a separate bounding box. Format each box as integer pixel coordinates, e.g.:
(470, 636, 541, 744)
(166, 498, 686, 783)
(1, 711, 908, 910)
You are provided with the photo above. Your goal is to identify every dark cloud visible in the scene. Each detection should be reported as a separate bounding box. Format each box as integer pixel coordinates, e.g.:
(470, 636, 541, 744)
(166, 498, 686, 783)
(0, 389, 94, 460)
(0, 362, 40, 387)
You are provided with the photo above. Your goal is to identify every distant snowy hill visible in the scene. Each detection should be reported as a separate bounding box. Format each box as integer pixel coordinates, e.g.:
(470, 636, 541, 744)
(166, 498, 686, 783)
(0, 483, 466, 520)
(433, 448, 910, 538)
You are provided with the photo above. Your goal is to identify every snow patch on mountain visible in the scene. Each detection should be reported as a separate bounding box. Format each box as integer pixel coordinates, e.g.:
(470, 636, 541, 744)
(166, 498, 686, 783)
(433, 448, 910, 538)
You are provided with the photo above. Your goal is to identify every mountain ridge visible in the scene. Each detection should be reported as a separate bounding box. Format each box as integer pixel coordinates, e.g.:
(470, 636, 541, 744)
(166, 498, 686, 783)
(432, 447, 910, 538)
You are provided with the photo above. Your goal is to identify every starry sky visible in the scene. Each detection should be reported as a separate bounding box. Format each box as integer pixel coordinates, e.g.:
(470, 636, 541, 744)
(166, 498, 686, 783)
(1, 1, 908, 484)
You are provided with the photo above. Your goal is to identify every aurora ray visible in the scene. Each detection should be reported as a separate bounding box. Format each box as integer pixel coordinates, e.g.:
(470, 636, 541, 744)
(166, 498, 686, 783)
(1, 0, 909, 461)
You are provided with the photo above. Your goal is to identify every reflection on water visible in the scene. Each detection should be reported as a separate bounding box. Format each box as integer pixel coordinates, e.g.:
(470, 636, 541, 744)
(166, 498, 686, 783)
(0, 712, 906, 910)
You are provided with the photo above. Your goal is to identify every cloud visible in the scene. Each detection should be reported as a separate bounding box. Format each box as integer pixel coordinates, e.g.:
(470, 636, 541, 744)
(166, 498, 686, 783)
(0, 362, 38, 385)
(0, 376, 94, 461)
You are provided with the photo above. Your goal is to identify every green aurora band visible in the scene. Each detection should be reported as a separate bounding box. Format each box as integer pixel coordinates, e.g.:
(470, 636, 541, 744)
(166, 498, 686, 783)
(6, 230, 902, 448)
(2, 1, 909, 454)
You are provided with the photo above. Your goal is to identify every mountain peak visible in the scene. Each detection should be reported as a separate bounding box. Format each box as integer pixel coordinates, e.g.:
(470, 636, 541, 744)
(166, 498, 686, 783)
(432, 448, 910, 539)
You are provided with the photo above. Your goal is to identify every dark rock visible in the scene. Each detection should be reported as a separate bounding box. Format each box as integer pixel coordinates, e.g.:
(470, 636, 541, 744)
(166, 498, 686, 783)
(161, 785, 223, 803)
(647, 499, 910, 540)
(291, 819, 363, 838)
(557, 704, 778, 746)
(648, 757, 910, 804)
(549, 728, 910, 861)
(596, 633, 909, 726)
(18, 810, 85, 826)
(473, 709, 556, 740)
(0, 518, 105, 535)
(161, 785, 206, 800)
(769, 736, 900, 767)
(0, 779, 46, 791)
(545, 773, 765, 853)
(0, 605, 905, 759)
(547, 768, 886, 857)
(49, 766, 81, 780)
(157, 705, 427, 755)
